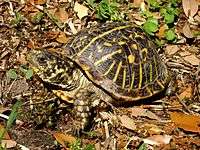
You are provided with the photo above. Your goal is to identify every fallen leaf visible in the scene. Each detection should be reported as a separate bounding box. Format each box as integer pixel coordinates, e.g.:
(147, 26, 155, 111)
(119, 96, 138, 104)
(0, 124, 10, 140)
(182, 22, 194, 38)
(74, 2, 89, 19)
(184, 54, 200, 66)
(55, 7, 68, 23)
(119, 115, 136, 131)
(170, 112, 200, 133)
(179, 85, 193, 100)
(131, 107, 160, 120)
(45, 31, 59, 40)
(182, 0, 198, 17)
(156, 24, 168, 39)
(32, 0, 47, 5)
(132, 0, 144, 7)
(165, 45, 179, 55)
(143, 135, 172, 145)
(1, 140, 17, 149)
(56, 32, 68, 43)
(53, 132, 76, 148)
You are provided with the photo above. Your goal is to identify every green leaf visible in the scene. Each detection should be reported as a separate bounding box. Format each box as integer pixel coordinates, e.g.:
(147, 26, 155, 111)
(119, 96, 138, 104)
(143, 18, 158, 35)
(96, 0, 122, 21)
(19, 67, 33, 79)
(86, 0, 97, 8)
(138, 143, 148, 150)
(10, 12, 23, 26)
(25, 69, 33, 79)
(6, 100, 22, 130)
(84, 144, 95, 150)
(32, 12, 44, 24)
(164, 13, 175, 24)
(147, 0, 160, 9)
(6, 69, 18, 80)
(165, 29, 176, 41)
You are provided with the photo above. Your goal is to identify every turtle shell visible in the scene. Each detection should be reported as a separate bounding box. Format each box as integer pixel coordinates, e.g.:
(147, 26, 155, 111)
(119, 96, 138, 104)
(60, 22, 170, 102)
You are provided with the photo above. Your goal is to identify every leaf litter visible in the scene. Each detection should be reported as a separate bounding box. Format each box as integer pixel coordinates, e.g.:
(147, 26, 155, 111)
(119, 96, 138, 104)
(0, 0, 199, 149)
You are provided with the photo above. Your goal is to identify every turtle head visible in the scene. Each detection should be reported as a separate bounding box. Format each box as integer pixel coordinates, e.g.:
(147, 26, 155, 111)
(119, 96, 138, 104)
(27, 49, 77, 90)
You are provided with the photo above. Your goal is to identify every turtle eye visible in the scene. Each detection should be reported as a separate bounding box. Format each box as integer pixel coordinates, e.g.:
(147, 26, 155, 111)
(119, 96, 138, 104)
(37, 55, 47, 65)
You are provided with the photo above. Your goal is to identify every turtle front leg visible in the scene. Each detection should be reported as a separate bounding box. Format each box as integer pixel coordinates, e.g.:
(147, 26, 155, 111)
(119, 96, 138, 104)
(72, 89, 100, 136)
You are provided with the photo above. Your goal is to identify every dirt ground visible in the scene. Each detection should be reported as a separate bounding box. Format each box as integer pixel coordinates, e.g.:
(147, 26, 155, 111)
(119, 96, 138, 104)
(0, 0, 200, 149)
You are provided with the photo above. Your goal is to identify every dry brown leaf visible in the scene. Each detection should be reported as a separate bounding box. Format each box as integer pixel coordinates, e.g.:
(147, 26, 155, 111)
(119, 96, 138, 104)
(156, 25, 168, 39)
(165, 45, 179, 55)
(179, 85, 193, 100)
(56, 32, 68, 43)
(184, 54, 200, 66)
(182, 22, 194, 38)
(119, 115, 136, 131)
(131, 107, 160, 120)
(0, 124, 10, 140)
(31, 0, 47, 5)
(1, 140, 17, 149)
(143, 135, 172, 145)
(74, 2, 89, 19)
(170, 112, 200, 133)
(182, 0, 198, 17)
(53, 132, 76, 148)
(55, 7, 68, 23)
(132, 0, 144, 7)
(45, 31, 59, 40)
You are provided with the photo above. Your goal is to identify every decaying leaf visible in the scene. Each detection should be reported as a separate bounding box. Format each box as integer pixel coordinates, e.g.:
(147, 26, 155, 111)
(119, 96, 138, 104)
(182, 0, 198, 17)
(119, 115, 136, 131)
(131, 107, 160, 120)
(132, 0, 144, 7)
(184, 54, 200, 66)
(143, 135, 172, 145)
(74, 2, 89, 19)
(170, 112, 200, 133)
(156, 24, 168, 39)
(165, 45, 179, 55)
(0, 124, 10, 140)
(179, 84, 193, 100)
(53, 132, 76, 148)
(182, 22, 194, 38)
(1, 140, 17, 149)
(54, 7, 68, 23)
(56, 32, 68, 43)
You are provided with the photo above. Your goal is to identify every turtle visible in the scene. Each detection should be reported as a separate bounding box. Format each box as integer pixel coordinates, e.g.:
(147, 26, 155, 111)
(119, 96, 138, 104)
(27, 22, 170, 135)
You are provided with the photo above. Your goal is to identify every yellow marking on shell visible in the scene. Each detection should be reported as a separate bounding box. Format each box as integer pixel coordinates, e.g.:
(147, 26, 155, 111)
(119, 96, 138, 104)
(130, 65, 135, 89)
(156, 80, 164, 89)
(113, 61, 122, 82)
(149, 64, 153, 82)
(77, 25, 131, 56)
(85, 70, 94, 80)
(138, 63, 143, 89)
(142, 48, 148, 61)
(118, 41, 126, 45)
(104, 61, 116, 76)
(94, 49, 122, 66)
(122, 68, 126, 88)
(131, 44, 137, 50)
(128, 55, 135, 64)
(103, 42, 112, 47)
(154, 56, 158, 77)
(146, 87, 153, 96)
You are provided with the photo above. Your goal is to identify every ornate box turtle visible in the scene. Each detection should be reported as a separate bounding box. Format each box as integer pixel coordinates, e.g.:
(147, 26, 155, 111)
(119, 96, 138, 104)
(27, 22, 170, 134)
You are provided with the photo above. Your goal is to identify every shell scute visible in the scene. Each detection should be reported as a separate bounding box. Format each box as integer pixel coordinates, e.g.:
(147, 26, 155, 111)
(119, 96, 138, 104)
(66, 22, 170, 101)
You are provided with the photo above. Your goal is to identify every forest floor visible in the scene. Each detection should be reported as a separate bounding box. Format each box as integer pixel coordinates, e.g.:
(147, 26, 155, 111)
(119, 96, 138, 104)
(0, 0, 200, 149)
